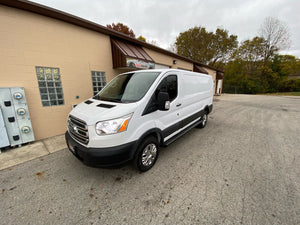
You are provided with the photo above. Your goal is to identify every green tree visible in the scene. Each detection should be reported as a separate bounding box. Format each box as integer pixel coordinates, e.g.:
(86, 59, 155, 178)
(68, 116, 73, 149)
(137, 35, 146, 42)
(258, 17, 291, 91)
(175, 26, 238, 68)
(224, 58, 265, 94)
(234, 37, 265, 62)
(259, 17, 290, 63)
(211, 28, 239, 68)
(225, 36, 273, 93)
(106, 22, 135, 38)
(271, 55, 300, 77)
(233, 37, 265, 76)
(175, 27, 209, 63)
(272, 55, 300, 92)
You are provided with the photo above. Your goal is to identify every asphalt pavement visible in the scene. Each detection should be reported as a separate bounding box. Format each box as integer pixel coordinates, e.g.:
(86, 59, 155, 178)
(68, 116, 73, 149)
(0, 94, 299, 224)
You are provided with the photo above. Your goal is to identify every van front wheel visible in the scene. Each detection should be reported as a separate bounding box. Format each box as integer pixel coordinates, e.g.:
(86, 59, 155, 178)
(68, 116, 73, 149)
(133, 136, 159, 172)
(197, 112, 208, 129)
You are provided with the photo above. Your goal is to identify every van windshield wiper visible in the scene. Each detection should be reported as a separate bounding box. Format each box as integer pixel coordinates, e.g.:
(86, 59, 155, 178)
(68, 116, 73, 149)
(98, 97, 122, 103)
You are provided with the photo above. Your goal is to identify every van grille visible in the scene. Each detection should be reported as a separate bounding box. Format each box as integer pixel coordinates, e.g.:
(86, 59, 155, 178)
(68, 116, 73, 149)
(68, 115, 89, 144)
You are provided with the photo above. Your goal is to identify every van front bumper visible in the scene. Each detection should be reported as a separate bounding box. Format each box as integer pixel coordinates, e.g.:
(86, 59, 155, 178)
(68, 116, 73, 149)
(65, 131, 137, 167)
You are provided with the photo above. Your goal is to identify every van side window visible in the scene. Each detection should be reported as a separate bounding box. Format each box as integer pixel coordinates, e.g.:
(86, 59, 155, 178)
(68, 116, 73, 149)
(157, 75, 178, 102)
(142, 75, 178, 116)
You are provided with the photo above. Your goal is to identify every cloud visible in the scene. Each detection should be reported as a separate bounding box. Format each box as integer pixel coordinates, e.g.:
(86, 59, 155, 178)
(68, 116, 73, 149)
(32, 0, 300, 57)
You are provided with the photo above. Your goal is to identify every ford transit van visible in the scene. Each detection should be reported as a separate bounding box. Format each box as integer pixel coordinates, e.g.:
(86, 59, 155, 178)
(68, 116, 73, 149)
(65, 69, 214, 171)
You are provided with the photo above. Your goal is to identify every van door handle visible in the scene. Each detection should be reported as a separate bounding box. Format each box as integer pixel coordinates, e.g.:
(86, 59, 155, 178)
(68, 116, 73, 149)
(176, 103, 182, 107)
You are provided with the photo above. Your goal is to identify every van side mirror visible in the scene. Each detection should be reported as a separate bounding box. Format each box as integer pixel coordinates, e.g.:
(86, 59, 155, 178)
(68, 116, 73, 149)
(157, 92, 170, 111)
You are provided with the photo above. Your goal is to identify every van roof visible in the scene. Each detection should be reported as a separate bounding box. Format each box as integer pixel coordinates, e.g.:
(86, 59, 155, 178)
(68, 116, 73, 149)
(123, 69, 211, 76)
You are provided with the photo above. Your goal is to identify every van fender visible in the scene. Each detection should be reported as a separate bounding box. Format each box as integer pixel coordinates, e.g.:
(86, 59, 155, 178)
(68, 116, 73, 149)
(209, 104, 213, 113)
(205, 104, 213, 114)
(130, 128, 163, 158)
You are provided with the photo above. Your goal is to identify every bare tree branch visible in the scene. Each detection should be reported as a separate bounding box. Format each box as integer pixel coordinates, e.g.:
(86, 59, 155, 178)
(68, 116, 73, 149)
(259, 17, 290, 62)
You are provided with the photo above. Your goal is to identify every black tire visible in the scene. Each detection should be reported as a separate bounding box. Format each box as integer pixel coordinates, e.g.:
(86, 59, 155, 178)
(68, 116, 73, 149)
(197, 111, 208, 129)
(133, 136, 159, 172)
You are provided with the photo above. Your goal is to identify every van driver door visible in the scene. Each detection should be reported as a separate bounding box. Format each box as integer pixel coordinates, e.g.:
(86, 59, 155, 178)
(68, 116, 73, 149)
(152, 72, 182, 142)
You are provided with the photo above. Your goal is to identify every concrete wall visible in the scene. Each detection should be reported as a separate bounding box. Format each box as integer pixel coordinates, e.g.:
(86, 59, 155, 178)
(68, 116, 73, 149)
(0, 5, 118, 140)
(203, 67, 217, 91)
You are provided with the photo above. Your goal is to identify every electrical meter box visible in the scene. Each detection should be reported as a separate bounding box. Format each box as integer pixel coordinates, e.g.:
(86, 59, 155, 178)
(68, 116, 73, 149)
(0, 106, 10, 148)
(0, 87, 35, 147)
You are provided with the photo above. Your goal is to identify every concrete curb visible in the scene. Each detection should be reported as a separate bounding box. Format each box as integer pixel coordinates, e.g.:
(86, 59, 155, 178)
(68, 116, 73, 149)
(0, 134, 67, 171)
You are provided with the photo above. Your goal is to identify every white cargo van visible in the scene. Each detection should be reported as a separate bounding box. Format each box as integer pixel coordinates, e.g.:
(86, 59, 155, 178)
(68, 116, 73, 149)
(65, 69, 214, 171)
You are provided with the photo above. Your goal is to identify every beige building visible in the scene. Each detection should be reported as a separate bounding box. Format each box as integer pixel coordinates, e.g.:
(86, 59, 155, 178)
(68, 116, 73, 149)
(0, 0, 224, 141)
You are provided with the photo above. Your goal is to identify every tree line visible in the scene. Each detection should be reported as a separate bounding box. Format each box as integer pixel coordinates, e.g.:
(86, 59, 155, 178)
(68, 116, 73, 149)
(175, 17, 299, 94)
(107, 19, 300, 94)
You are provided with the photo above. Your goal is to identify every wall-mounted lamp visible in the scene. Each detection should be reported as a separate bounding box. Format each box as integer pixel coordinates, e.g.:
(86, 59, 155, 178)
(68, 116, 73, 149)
(173, 60, 177, 65)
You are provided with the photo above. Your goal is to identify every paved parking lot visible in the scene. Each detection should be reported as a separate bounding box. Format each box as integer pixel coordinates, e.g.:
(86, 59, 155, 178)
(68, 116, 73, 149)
(0, 94, 299, 224)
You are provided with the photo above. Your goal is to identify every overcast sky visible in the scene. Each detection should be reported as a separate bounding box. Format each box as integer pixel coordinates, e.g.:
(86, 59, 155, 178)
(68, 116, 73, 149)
(32, 0, 300, 57)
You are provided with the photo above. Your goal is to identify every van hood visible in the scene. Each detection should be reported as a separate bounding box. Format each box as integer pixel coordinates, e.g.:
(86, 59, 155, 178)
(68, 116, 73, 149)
(69, 98, 137, 125)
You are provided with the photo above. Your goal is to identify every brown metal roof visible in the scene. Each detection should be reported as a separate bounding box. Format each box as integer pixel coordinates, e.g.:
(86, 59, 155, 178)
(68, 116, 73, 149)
(111, 39, 154, 62)
(1, 0, 224, 73)
(194, 65, 209, 74)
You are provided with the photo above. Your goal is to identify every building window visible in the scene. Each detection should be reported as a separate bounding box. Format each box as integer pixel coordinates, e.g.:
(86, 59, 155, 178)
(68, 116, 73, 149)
(36, 66, 64, 107)
(92, 71, 106, 95)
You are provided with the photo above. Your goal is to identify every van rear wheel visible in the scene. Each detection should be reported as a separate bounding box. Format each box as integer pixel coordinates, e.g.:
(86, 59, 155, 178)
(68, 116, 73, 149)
(133, 136, 159, 172)
(197, 111, 208, 128)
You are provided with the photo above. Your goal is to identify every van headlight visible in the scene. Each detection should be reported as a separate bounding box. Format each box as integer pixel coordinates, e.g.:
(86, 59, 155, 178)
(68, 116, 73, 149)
(95, 113, 133, 135)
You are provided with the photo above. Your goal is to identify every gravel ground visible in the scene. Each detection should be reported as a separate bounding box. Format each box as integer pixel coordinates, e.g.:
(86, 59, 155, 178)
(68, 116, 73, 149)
(0, 94, 299, 225)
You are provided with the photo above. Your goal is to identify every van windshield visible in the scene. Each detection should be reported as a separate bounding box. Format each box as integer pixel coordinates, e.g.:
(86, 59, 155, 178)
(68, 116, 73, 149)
(94, 72, 160, 103)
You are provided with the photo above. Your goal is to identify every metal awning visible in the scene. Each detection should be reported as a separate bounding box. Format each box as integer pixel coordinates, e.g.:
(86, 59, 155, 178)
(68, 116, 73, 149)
(193, 65, 208, 74)
(111, 39, 154, 68)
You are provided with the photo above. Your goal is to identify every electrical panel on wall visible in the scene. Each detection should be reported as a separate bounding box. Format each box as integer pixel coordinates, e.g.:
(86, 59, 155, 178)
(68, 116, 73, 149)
(0, 87, 35, 147)
(0, 106, 10, 148)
